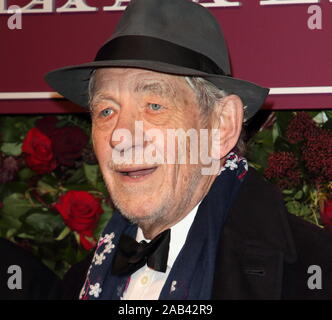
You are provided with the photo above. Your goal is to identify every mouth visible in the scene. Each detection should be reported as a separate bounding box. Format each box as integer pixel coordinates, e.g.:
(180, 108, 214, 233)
(116, 166, 158, 181)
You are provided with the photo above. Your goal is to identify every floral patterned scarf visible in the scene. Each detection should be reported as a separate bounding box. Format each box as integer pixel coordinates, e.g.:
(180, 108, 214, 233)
(79, 151, 248, 300)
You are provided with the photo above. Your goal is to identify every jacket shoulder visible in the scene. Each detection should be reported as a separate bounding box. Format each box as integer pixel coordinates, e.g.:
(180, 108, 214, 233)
(282, 213, 332, 299)
(213, 167, 332, 299)
(0, 238, 61, 300)
(224, 167, 297, 261)
(288, 213, 332, 258)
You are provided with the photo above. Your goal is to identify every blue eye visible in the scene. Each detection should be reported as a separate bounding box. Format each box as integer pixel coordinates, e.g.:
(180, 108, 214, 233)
(149, 103, 163, 111)
(100, 108, 114, 117)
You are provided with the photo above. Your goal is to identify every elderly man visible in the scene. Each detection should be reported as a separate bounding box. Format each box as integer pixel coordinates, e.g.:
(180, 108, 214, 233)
(46, 0, 332, 300)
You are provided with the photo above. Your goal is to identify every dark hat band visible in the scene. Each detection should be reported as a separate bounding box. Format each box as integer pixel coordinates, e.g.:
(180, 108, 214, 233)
(95, 35, 226, 76)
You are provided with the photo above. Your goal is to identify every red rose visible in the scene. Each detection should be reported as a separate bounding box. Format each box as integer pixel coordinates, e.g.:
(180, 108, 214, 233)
(50, 126, 88, 166)
(79, 234, 97, 251)
(54, 190, 103, 250)
(35, 116, 58, 137)
(22, 128, 57, 174)
(321, 199, 332, 232)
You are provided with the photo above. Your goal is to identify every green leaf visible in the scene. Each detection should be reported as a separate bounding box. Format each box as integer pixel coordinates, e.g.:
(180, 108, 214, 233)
(40, 174, 58, 186)
(245, 143, 269, 173)
(74, 231, 80, 244)
(322, 118, 332, 130)
(95, 181, 108, 195)
(282, 189, 294, 195)
(272, 123, 279, 143)
(325, 111, 332, 119)
(94, 201, 113, 239)
(6, 228, 17, 238)
(252, 129, 273, 146)
(65, 167, 85, 184)
(2, 182, 29, 195)
(55, 226, 71, 241)
(275, 111, 293, 133)
(25, 213, 63, 234)
(294, 190, 303, 200)
(300, 205, 311, 216)
(0, 116, 37, 142)
(18, 168, 35, 181)
(42, 259, 56, 271)
(0, 117, 23, 142)
(307, 111, 320, 118)
(302, 184, 309, 195)
(37, 180, 57, 195)
(2, 193, 32, 218)
(273, 136, 291, 152)
(83, 163, 99, 187)
(0, 215, 22, 230)
(16, 233, 36, 240)
(285, 200, 301, 215)
(283, 196, 293, 202)
(247, 162, 261, 171)
(1, 142, 22, 156)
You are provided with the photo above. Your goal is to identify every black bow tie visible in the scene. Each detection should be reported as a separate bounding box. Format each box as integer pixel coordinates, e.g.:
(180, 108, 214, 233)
(111, 229, 171, 276)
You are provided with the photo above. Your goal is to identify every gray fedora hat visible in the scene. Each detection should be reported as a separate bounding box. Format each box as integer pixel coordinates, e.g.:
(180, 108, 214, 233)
(45, 0, 269, 120)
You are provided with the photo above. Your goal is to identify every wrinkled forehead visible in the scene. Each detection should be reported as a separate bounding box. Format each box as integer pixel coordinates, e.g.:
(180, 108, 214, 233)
(91, 67, 190, 98)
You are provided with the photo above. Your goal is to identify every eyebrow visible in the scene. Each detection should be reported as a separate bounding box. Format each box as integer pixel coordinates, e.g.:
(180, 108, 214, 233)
(89, 94, 119, 111)
(134, 81, 176, 98)
(90, 80, 176, 111)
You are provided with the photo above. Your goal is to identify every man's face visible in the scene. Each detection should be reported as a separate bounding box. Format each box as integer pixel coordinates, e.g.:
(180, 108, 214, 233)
(91, 68, 213, 228)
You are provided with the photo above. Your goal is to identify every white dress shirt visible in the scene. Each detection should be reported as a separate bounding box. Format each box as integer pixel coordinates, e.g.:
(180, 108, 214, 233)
(122, 203, 200, 300)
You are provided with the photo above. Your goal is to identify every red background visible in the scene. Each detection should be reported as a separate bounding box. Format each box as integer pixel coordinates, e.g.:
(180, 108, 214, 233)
(1, 0, 332, 114)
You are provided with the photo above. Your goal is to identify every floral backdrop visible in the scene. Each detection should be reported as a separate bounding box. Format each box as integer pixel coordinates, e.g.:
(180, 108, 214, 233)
(0, 111, 331, 278)
(0, 114, 112, 277)
(247, 111, 332, 229)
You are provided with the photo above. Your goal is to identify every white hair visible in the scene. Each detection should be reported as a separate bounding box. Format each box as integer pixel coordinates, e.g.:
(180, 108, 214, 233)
(184, 76, 245, 154)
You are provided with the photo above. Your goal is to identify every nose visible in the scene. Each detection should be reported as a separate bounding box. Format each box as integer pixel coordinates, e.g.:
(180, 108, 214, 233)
(110, 108, 145, 154)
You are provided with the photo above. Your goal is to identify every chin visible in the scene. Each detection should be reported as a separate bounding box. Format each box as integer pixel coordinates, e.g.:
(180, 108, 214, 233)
(113, 198, 168, 225)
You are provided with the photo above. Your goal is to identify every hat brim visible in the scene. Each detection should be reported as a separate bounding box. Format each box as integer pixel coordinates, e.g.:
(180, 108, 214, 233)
(45, 59, 269, 121)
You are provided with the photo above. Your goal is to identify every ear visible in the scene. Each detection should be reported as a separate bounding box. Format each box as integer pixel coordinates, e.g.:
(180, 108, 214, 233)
(210, 94, 244, 160)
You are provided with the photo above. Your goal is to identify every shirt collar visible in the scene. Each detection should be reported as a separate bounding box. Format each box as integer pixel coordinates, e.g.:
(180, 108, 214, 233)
(136, 202, 200, 269)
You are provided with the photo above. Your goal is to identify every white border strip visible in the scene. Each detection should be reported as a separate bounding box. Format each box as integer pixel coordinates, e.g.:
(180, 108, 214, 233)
(260, 0, 320, 5)
(269, 87, 332, 94)
(0, 92, 63, 99)
(0, 87, 332, 99)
